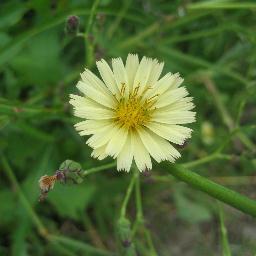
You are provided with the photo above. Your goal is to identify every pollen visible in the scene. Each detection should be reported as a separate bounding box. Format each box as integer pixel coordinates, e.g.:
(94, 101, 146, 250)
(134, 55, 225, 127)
(115, 85, 156, 129)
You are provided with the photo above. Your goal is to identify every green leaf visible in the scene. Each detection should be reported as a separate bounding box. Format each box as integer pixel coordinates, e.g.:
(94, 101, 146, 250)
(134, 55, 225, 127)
(10, 31, 66, 87)
(0, 2, 26, 30)
(48, 183, 95, 220)
(0, 189, 16, 224)
(0, 33, 11, 49)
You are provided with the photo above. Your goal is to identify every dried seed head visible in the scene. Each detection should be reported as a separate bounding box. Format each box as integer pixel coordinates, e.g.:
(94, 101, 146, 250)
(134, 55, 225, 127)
(38, 175, 57, 193)
(38, 174, 57, 202)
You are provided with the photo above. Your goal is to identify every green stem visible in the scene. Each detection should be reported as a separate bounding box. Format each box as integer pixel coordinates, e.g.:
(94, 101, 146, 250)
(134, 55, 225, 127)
(187, 2, 256, 10)
(168, 165, 256, 217)
(1, 156, 48, 237)
(120, 172, 137, 219)
(202, 76, 256, 152)
(84, 0, 100, 67)
(135, 173, 143, 219)
(132, 173, 143, 237)
(159, 46, 249, 86)
(154, 175, 256, 187)
(107, 0, 132, 38)
(119, 22, 159, 49)
(218, 202, 232, 256)
(182, 153, 232, 169)
(49, 234, 114, 256)
(82, 162, 116, 177)
(133, 171, 157, 256)
(85, 0, 100, 35)
(118, 12, 210, 49)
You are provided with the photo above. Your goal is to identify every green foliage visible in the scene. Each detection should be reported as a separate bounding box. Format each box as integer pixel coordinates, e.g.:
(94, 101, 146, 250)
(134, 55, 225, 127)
(48, 183, 96, 220)
(1, 0, 256, 255)
(174, 185, 212, 223)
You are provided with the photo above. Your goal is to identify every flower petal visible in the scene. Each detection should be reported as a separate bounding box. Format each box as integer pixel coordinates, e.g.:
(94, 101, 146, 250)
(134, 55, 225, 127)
(152, 110, 196, 125)
(86, 123, 119, 149)
(137, 128, 181, 162)
(154, 87, 189, 108)
(146, 122, 192, 145)
(91, 144, 108, 160)
(76, 81, 116, 109)
(147, 59, 164, 86)
(80, 69, 110, 95)
(132, 130, 152, 172)
(112, 57, 129, 98)
(133, 57, 153, 95)
(144, 73, 183, 100)
(105, 126, 128, 158)
(70, 94, 114, 120)
(117, 132, 133, 172)
(163, 97, 195, 112)
(96, 59, 120, 97)
(74, 119, 111, 136)
(125, 54, 139, 92)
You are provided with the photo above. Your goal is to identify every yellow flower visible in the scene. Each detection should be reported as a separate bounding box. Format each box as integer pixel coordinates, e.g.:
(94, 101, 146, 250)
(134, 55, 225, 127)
(70, 54, 196, 172)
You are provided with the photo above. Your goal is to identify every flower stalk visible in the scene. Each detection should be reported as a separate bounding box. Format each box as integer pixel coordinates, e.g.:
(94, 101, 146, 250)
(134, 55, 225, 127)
(168, 165, 256, 217)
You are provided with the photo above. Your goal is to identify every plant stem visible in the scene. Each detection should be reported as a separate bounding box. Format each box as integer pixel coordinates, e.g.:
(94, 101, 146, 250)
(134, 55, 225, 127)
(218, 202, 232, 256)
(135, 173, 143, 220)
(182, 153, 232, 169)
(133, 171, 157, 256)
(119, 22, 159, 49)
(1, 156, 48, 237)
(49, 234, 114, 256)
(120, 172, 137, 219)
(82, 162, 116, 177)
(154, 175, 256, 187)
(202, 76, 256, 152)
(168, 165, 256, 217)
(84, 0, 100, 67)
(188, 2, 256, 10)
(159, 46, 248, 86)
(107, 0, 132, 38)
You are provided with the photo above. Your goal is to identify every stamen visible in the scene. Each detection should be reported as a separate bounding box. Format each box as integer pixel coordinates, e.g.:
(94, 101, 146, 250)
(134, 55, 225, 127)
(115, 84, 159, 129)
(120, 82, 126, 96)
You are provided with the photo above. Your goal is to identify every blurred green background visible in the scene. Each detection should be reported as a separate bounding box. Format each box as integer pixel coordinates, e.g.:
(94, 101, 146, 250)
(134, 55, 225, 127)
(0, 0, 256, 255)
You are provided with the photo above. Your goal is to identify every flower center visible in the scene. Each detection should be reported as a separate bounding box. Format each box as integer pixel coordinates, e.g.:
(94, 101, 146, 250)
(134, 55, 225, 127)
(114, 85, 157, 129)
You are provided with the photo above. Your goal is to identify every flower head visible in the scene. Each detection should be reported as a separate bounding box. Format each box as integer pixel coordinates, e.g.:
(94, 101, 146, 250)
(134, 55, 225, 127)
(70, 54, 196, 172)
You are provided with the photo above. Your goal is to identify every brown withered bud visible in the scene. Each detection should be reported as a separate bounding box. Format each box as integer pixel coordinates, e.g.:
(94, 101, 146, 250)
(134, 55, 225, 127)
(65, 15, 80, 35)
(38, 175, 57, 202)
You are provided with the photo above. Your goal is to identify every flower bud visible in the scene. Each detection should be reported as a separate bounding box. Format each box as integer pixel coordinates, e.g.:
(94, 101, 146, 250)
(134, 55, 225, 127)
(116, 218, 136, 254)
(65, 15, 80, 35)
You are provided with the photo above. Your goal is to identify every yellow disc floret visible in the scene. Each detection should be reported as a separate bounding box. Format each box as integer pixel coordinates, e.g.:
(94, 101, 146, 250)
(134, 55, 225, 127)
(115, 85, 157, 129)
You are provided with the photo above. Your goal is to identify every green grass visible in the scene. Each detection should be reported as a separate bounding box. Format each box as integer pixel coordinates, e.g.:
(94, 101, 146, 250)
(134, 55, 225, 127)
(1, 0, 256, 255)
